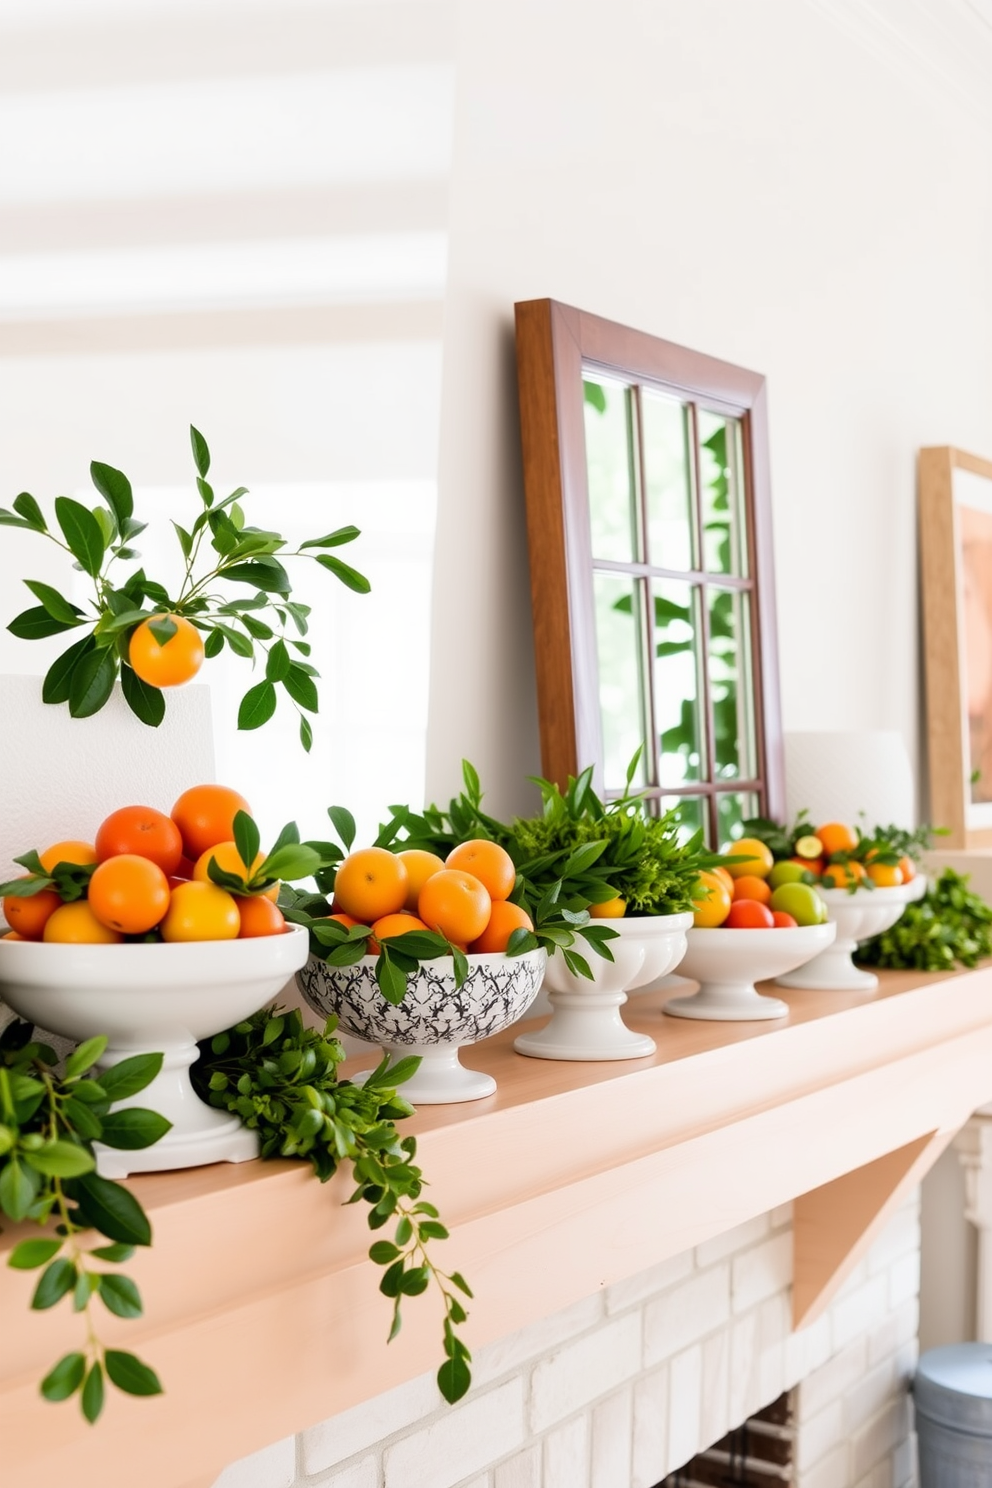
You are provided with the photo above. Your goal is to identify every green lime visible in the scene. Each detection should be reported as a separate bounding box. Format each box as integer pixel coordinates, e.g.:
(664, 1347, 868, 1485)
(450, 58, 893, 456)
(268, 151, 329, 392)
(768, 861, 808, 890)
(795, 835, 824, 861)
(769, 882, 822, 927)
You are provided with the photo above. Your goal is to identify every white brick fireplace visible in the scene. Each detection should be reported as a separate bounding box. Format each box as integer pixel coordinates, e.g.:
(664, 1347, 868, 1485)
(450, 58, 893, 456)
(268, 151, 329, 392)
(213, 1195, 920, 1488)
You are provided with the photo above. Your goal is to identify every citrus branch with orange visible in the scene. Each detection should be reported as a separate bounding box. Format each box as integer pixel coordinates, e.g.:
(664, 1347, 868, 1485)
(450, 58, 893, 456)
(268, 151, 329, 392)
(0, 426, 369, 751)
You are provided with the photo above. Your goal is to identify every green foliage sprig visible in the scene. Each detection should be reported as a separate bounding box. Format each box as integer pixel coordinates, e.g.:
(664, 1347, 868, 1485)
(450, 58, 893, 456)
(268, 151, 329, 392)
(1, 427, 369, 751)
(0, 1021, 169, 1423)
(192, 1007, 473, 1402)
(858, 868, 992, 971)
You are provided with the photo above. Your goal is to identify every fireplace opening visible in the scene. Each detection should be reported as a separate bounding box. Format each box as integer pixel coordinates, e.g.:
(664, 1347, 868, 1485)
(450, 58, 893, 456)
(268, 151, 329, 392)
(658, 1392, 796, 1487)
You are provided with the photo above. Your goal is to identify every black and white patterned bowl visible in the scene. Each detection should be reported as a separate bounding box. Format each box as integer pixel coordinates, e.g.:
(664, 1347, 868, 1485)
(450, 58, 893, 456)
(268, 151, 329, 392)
(296, 947, 547, 1104)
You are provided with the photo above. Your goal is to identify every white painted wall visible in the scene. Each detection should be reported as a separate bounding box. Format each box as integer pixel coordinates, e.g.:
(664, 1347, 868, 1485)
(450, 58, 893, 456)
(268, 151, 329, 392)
(427, 0, 992, 818)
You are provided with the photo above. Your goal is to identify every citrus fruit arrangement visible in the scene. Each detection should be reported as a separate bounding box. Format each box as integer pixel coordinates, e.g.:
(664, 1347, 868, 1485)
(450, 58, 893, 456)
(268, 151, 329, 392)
(692, 837, 830, 931)
(0, 785, 321, 944)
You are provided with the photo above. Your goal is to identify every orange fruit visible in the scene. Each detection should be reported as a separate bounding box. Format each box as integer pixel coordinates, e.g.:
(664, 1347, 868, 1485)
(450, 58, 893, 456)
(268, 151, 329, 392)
(43, 902, 122, 944)
(723, 839, 774, 879)
(88, 855, 171, 934)
(237, 896, 286, 939)
(469, 900, 534, 953)
(712, 867, 735, 897)
(368, 911, 428, 955)
(171, 784, 253, 861)
(128, 613, 205, 689)
(160, 881, 240, 942)
(326, 911, 360, 929)
(418, 869, 491, 944)
(193, 841, 278, 901)
(692, 870, 732, 927)
(38, 840, 97, 873)
(898, 855, 916, 883)
(732, 875, 772, 906)
(822, 860, 865, 889)
(817, 822, 859, 857)
(2, 884, 62, 939)
(867, 861, 904, 888)
(788, 855, 822, 877)
(333, 848, 408, 922)
(96, 805, 183, 877)
(445, 840, 516, 902)
(396, 849, 446, 912)
(589, 897, 627, 919)
(1, 932, 26, 940)
(772, 910, 798, 928)
(725, 899, 775, 928)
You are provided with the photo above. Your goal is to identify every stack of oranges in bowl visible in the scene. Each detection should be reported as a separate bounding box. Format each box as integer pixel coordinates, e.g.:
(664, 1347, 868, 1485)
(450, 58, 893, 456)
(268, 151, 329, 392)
(326, 839, 533, 953)
(1, 785, 287, 945)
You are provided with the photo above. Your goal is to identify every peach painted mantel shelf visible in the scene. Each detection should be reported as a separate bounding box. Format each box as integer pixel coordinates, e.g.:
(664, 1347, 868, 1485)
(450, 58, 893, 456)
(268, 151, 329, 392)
(4, 965, 992, 1488)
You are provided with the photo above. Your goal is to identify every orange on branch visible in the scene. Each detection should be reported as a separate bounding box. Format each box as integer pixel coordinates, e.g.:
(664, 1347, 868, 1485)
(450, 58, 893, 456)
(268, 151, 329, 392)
(128, 614, 205, 689)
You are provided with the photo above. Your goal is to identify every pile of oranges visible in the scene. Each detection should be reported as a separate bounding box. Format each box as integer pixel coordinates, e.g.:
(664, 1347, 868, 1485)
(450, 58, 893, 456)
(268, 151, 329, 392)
(1, 785, 287, 944)
(774, 821, 917, 890)
(328, 840, 533, 954)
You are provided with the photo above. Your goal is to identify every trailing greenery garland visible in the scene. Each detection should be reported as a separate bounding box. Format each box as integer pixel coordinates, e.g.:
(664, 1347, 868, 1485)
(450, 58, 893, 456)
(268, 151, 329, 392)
(858, 868, 992, 972)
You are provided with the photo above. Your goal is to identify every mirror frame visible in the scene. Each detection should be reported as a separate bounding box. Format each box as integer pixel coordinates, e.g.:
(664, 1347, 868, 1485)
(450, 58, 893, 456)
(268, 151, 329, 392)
(514, 297, 785, 838)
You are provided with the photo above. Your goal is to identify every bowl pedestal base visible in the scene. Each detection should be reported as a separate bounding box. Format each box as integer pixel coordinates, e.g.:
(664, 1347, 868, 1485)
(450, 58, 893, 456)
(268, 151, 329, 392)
(776, 939, 879, 992)
(94, 1039, 260, 1179)
(355, 1044, 497, 1105)
(664, 981, 789, 1022)
(514, 990, 657, 1061)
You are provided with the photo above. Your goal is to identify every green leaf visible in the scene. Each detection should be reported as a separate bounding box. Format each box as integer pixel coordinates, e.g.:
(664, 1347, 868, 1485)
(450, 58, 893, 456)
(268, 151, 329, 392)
(65, 1036, 108, 1081)
(282, 664, 318, 713)
(449, 1271, 473, 1297)
(147, 615, 178, 646)
(82, 1361, 105, 1423)
(265, 638, 291, 682)
(69, 647, 118, 719)
(24, 1140, 96, 1179)
(203, 628, 224, 659)
(190, 425, 211, 478)
(0, 508, 43, 530)
(223, 557, 291, 593)
(172, 521, 193, 559)
(90, 461, 133, 524)
(400, 1266, 429, 1296)
(12, 491, 47, 530)
(437, 1354, 471, 1404)
(259, 843, 320, 882)
(42, 635, 98, 704)
(98, 1052, 163, 1102)
(8, 605, 85, 640)
(31, 1257, 77, 1310)
(71, 1172, 152, 1247)
(233, 811, 261, 873)
(328, 806, 356, 851)
(211, 622, 253, 658)
(120, 663, 166, 727)
(63, 1097, 104, 1141)
(300, 525, 361, 550)
(369, 1240, 401, 1265)
(90, 1242, 136, 1264)
(54, 496, 105, 577)
(41, 1351, 86, 1402)
(315, 553, 371, 593)
(238, 680, 277, 731)
(104, 1349, 163, 1397)
(8, 1238, 62, 1270)
(98, 1273, 143, 1319)
(300, 715, 313, 752)
(376, 952, 408, 1005)
(23, 580, 83, 625)
(99, 1107, 172, 1151)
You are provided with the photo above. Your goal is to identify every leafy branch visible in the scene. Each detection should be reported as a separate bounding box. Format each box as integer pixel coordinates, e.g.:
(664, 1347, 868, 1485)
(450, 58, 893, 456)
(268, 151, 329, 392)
(0, 1021, 169, 1422)
(1, 427, 370, 751)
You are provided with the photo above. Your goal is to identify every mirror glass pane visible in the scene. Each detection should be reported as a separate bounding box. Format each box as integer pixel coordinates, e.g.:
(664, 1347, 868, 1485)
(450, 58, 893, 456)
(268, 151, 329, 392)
(642, 388, 693, 571)
(661, 794, 705, 845)
(716, 790, 760, 847)
(708, 586, 756, 783)
(698, 410, 747, 576)
(584, 376, 638, 563)
(594, 571, 648, 791)
(654, 580, 705, 787)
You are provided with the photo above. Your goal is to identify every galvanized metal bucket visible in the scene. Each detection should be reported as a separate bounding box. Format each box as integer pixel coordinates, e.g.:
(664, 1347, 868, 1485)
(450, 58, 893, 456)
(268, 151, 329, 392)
(915, 1343, 992, 1484)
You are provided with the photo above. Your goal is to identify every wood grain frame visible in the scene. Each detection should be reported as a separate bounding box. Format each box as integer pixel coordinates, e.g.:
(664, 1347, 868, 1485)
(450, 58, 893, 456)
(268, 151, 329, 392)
(514, 297, 784, 838)
(919, 445, 992, 847)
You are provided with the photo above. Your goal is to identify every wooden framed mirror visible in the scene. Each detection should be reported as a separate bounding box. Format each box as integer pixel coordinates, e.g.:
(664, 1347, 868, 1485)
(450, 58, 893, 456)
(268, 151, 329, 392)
(514, 299, 784, 846)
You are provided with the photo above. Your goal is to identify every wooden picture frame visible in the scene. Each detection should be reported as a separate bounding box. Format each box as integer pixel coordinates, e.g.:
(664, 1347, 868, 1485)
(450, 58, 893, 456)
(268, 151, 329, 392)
(514, 297, 784, 845)
(919, 446, 992, 847)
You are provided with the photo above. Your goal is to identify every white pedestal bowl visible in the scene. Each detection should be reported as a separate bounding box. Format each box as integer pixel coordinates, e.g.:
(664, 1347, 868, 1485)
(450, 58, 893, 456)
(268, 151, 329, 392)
(0, 926, 309, 1177)
(664, 923, 837, 1021)
(775, 883, 914, 992)
(297, 947, 546, 1104)
(514, 914, 693, 1061)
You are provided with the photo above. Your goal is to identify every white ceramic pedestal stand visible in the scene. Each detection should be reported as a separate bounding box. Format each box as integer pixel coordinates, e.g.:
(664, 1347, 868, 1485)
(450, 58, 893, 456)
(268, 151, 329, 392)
(365, 1045, 496, 1105)
(775, 884, 913, 993)
(665, 923, 837, 1021)
(0, 927, 309, 1176)
(514, 914, 693, 1061)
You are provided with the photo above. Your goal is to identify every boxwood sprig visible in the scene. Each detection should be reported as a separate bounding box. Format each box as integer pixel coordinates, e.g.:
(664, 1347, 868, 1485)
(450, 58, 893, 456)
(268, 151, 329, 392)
(1, 426, 369, 750)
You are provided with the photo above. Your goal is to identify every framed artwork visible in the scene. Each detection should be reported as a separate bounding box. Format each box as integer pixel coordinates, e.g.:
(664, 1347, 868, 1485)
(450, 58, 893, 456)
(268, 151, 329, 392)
(919, 447, 992, 847)
(513, 298, 784, 847)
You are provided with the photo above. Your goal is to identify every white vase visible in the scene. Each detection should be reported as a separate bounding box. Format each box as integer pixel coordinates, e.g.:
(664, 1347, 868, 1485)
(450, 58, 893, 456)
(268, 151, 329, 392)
(665, 923, 836, 1021)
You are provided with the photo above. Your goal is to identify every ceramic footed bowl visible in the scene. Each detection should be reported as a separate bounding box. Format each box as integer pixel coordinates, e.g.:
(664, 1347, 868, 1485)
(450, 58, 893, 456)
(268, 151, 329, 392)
(665, 922, 837, 1021)
(514, 913, 693, 1062)
(0, 926, 310, 1177)
(775, 882, 915, 992)
(297, 947, 546, 1104)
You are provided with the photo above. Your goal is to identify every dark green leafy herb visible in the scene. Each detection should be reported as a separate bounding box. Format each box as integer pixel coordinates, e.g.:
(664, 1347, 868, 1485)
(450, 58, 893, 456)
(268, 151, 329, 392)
(2, 427, 369, 749)
(0, 1021, 166, 1422)
(192, 1007, 472, 1402)
(858, 869, 992, 971)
